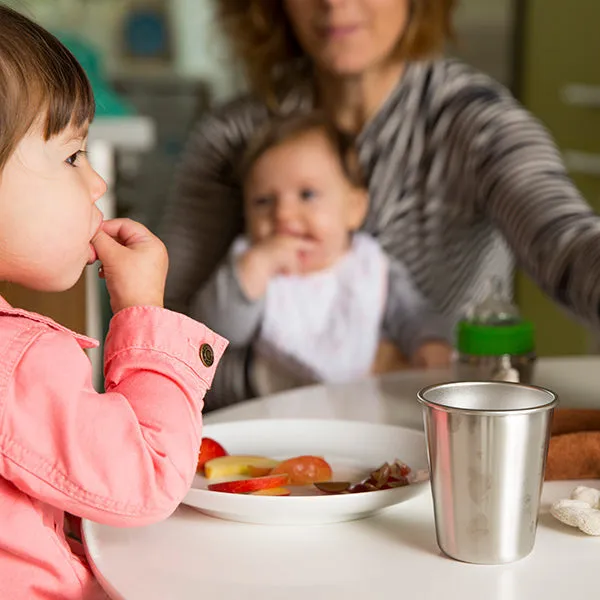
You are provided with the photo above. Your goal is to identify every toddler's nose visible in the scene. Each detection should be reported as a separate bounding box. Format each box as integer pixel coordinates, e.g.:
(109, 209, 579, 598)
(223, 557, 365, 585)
(89, 169, 107, 203)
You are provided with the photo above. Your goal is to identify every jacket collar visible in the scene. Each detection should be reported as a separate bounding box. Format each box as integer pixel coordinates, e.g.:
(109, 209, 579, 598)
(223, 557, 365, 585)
(0, 295, 99, 349)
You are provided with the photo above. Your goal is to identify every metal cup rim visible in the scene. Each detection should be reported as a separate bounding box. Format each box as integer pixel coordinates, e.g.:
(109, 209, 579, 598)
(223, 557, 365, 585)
(417, 380, 558, 415)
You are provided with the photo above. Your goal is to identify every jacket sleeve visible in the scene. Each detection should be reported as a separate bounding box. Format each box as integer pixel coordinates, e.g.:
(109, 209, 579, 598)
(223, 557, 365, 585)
(0, 307, 227, 527)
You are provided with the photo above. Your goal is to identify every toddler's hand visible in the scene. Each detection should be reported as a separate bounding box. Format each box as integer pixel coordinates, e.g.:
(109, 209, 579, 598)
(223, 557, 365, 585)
(411, 341, 453, 369)
(91, 218, 168, 313)
(237, 235, 315, 300)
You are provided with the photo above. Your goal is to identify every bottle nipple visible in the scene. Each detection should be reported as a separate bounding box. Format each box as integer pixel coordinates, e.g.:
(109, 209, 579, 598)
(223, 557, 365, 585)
(465, 277, 520, 326)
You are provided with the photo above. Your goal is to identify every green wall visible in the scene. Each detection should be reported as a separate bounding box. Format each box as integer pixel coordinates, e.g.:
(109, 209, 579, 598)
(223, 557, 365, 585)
(516, 0, 600, 355)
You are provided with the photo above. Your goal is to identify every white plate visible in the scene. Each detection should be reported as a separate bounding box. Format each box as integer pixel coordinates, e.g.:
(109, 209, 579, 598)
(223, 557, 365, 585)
(181, 419, 429, 525)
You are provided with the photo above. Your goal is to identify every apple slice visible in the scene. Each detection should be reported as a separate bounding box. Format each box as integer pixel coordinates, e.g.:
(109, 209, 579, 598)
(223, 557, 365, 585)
(247, 465, 274, 478)
(204, 455, 279, 479)
(251, 487, 291, 496)
(196, 438, 227, 473)
(208, 474, 288, 494)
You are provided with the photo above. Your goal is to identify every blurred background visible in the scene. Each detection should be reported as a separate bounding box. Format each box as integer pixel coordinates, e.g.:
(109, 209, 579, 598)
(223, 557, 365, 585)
(1, 0, 597, 381)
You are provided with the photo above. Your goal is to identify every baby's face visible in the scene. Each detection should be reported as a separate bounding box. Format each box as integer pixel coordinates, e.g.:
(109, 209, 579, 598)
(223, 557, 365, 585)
(244, 129, 366, 273)
(0, 120, 106, 291)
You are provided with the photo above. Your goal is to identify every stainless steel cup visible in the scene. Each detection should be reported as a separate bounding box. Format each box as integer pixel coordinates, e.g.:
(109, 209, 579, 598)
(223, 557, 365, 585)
(417, 381, 557, 564)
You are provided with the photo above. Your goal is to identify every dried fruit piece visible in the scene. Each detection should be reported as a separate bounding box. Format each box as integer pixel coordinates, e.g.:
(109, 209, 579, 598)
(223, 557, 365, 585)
(385, 478, 409, 488)
(389, 460, 411, 479)
(349, 482, 378, 493)
(314, 481, 352, 494)
(313, 459, 416, 495)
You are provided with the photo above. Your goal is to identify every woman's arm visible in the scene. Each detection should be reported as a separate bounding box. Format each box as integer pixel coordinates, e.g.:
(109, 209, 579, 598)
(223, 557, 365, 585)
(453, 88, 600, 327)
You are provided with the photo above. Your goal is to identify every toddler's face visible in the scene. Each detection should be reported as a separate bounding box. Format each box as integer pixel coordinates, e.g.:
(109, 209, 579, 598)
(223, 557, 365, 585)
(0, 121, 106, 291)
(244, 129, 366, 273)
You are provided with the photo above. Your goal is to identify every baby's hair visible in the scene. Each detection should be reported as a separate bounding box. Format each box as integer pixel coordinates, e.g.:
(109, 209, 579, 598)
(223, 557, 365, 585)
(239, 111, 365, 189)
(0, 5, 95, 169)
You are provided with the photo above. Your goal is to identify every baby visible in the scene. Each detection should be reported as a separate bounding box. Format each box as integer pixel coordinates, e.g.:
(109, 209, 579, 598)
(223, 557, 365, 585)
(0, 7, 227, 599)
(198, 112, 451, 396)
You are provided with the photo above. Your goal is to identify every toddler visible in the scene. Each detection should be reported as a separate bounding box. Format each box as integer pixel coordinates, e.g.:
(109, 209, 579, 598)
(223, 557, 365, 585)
(197, 112, 450, 396)
(0, 7, 227, 599)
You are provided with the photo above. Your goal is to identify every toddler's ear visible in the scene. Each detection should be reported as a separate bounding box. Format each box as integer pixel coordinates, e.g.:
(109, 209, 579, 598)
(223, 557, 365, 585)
(347, 187, 368, 231)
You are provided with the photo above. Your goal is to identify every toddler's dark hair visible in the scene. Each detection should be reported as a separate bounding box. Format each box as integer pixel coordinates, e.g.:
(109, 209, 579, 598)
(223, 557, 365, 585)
(0, 5, 95, 168)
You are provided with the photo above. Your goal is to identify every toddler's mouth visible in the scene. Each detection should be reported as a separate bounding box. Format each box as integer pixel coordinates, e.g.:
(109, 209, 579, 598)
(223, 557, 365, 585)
(87, 243, 98, 265)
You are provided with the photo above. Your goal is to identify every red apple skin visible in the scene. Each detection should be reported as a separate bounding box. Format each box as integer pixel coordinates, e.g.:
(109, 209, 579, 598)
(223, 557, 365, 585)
(207, 474, 288, 494)
(197, 438, 227, 472)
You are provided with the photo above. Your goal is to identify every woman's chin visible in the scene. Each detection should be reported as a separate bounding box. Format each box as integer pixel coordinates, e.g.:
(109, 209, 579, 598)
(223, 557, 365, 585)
(318, 54, 381, 78)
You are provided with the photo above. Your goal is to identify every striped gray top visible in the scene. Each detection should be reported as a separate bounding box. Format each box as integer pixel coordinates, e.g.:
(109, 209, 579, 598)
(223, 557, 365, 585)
(161, 58, 600, 410)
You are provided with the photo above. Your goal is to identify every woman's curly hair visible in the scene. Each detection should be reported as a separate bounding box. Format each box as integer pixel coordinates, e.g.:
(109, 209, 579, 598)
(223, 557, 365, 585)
(215, 0, 457, 108)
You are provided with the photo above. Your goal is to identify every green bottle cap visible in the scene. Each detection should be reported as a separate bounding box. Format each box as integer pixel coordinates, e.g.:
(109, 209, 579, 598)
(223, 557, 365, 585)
(457, 320, 535, 356)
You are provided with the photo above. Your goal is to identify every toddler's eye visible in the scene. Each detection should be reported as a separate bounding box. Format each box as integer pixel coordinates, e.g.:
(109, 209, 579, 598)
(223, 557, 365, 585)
(300, 188, 316, 201)
(65, 150, 86, 167)
(252, 196, 272, 208)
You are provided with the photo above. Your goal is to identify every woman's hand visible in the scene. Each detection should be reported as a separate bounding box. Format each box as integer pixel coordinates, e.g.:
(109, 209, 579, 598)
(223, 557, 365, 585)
(91, 218, 168, 313)
(236, 235, 316, 300)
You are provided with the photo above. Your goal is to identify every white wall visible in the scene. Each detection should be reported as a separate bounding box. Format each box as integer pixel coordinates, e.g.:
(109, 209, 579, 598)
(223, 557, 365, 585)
(5, 0, 242, 100)
(170, 0, 241, 100)
(5, 0, 127, 71)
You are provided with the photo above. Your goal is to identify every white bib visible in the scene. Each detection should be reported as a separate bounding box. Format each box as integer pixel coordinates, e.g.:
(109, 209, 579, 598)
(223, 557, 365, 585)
(248, 233, 388, 395)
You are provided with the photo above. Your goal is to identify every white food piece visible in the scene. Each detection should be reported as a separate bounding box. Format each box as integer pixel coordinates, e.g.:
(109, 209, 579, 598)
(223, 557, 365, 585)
(551, 486, 600, 535)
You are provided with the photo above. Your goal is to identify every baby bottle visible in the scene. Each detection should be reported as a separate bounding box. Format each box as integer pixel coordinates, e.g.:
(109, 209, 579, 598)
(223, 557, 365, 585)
(455, 278, 536, 384)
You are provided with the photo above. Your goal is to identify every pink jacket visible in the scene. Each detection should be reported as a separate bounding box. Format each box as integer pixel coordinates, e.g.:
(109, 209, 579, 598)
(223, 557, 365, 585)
(0, 296, 227, 599)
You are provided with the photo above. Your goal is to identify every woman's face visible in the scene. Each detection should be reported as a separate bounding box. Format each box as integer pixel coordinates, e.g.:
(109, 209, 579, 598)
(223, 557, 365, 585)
(284, 0, 411, 76)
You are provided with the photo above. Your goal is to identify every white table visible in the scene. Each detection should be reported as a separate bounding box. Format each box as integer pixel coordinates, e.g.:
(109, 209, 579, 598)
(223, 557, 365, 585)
(83, 357, 600, 599)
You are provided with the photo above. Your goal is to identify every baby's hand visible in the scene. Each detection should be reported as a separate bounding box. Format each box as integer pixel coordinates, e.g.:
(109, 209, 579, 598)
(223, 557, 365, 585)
(411, 341, 453, 369)
(91, 218, 168, 313)
(371, 339, 409, 374)
(237, 235, 315, 300)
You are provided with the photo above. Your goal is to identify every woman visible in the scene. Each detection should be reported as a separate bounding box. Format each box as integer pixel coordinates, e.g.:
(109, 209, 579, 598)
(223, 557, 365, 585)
(161, 0, 600, 410)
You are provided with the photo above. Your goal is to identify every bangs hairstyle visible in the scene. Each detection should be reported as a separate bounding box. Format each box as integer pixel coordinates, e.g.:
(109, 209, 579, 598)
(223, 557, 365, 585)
(0, 5, 95, 169)
(215, 0, 457, 107)
(240, 112, 364, 189)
